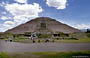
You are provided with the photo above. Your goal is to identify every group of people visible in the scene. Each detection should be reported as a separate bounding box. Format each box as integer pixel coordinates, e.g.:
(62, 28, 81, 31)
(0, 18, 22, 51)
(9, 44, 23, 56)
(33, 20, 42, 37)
(32, 39, 55, 43)
(5, 36, 14, 42)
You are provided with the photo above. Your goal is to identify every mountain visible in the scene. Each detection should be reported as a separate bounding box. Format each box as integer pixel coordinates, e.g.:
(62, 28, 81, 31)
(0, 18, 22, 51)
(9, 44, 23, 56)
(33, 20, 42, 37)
(5, 17, 81, 34)
(80, 29, 87, 32)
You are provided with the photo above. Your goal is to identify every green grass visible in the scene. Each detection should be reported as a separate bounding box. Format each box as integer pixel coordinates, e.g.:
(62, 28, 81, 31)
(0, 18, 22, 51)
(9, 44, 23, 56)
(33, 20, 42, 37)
(56, 38, 90, 43)
(2, 37, 90, 43)
(14, 38, 30, 43)
(0, 51, 90, 58)
(0, 52, 9, 58)
(13, 38, 90, 43)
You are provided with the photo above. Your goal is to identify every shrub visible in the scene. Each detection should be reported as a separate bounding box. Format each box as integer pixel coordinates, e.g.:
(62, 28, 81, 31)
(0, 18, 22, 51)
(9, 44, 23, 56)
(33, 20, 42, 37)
(38, 34, 52, 38)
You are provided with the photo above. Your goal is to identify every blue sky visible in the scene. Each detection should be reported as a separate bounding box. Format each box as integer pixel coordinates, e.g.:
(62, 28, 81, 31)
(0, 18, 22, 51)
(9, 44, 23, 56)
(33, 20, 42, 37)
(0, 0, 90, 32)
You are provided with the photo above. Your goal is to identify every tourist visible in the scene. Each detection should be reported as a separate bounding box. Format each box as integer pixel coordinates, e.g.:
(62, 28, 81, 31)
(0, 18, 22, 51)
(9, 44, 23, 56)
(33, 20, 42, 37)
(9, 37, 13, 42)
(45, 39, 49, 43)
(33, 40, 35, 43)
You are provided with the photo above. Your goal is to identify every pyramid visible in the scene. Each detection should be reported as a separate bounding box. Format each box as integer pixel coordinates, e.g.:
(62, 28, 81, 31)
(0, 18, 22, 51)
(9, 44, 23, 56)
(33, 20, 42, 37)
(5, 17, 81, 34)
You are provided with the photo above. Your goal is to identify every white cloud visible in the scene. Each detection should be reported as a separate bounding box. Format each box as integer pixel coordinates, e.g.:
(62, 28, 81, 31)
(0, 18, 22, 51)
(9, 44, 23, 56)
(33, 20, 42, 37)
(0, 21, 15, 32)
(0, 24, 7, 32)
(0, 1, 43, 32)
(73, 24, 90, 29)
(0, 0, 43, 31)
(46, 0, 67, 9)
(4, 3, 43, 25)
(3, 21, 15, 28)
(0, 16, 8, 20)
(5, 3, 42, 17)
(15, 0, 27, 3)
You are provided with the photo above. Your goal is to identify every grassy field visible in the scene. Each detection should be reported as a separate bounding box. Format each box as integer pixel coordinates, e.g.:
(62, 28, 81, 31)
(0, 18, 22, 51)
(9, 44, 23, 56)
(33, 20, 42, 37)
(12, 38, 90, 43)
(0, 51, 90, 58)
(56, 38, 90, 43)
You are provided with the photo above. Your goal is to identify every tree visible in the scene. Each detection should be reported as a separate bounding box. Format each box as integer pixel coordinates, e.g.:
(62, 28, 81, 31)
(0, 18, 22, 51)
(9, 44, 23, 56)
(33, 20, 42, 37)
(86, 29, 90, 33)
